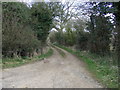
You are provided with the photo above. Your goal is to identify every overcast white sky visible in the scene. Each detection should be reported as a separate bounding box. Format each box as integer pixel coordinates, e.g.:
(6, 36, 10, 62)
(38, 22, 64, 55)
(1, 0, 119, 2)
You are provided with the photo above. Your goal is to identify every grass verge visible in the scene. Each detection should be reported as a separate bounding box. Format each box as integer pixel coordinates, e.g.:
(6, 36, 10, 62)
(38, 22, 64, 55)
(2, 48, 53, 69)
(55, 44, 118, 88)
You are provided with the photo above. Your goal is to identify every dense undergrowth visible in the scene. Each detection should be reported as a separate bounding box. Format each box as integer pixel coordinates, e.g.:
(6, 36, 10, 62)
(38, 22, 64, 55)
(2, 48, 53, 69)
(55, 44, 118, 88)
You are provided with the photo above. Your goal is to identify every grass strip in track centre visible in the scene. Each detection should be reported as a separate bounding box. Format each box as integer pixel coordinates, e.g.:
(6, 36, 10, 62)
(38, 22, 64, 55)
(51, 44, 66, 58)
(2, 48, 53, 69)
(55, 44, 118, 88)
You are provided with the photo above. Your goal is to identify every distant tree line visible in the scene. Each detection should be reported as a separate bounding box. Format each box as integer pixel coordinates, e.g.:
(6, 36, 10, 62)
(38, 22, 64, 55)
(50, 2, 120, 58)
(2, 2, 120, 60)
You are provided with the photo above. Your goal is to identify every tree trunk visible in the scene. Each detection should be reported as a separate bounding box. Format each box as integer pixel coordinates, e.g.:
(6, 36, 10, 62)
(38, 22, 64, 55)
(40, 47, 43, 55)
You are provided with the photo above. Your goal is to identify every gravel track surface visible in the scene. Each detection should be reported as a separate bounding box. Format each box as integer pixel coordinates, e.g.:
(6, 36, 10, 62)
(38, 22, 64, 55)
(2, 47, 102, 88)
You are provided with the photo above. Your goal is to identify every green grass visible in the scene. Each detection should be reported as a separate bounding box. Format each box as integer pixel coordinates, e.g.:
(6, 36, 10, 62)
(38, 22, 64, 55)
(38, 48, 53, 59)
(2, 48, 53, 69)
(55, 44, 118, 88)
